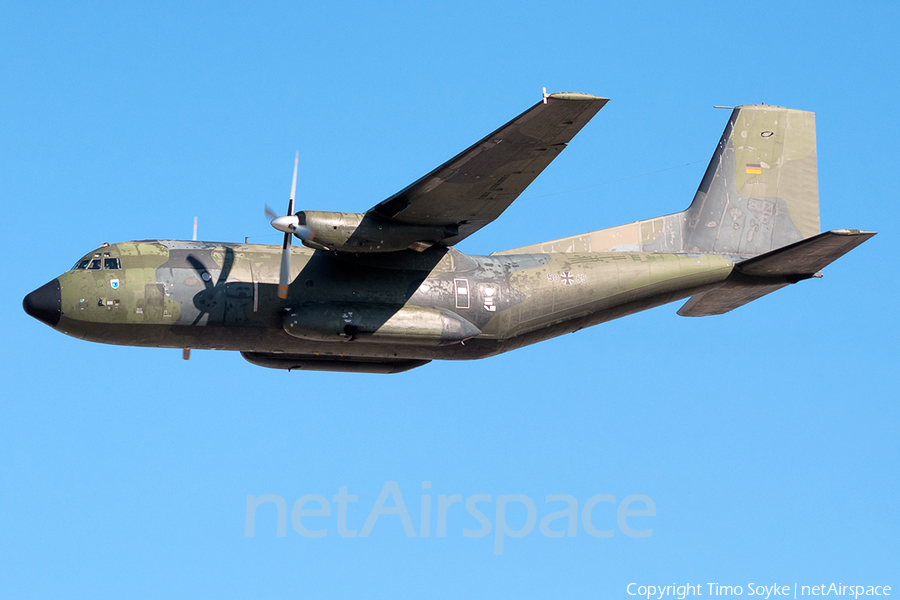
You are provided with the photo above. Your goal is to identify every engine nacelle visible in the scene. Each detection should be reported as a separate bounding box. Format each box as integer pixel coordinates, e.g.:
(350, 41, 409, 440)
(282, 303, 480, 345)
(297, 211, 456, 253)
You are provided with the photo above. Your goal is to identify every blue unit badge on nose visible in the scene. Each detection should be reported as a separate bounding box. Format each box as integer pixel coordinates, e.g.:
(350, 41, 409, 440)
(110, 279, 120, 290)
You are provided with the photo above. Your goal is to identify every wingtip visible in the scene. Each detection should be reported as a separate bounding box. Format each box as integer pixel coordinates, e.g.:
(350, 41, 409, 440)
(547, 92, 609, 102)
(829, 229, 877, 237)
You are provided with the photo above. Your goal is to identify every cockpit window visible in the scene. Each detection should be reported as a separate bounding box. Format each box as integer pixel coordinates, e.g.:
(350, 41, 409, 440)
(71, 251, 120, 270)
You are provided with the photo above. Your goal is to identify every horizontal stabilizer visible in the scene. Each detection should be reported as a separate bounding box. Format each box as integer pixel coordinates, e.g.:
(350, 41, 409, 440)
(677, 282, 790, 316)
(678, 229, 875, 317)
(735, 229, 875, 277)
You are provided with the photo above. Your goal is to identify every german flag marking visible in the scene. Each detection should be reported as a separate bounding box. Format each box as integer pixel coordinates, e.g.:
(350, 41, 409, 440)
(746, 164, 762, 174)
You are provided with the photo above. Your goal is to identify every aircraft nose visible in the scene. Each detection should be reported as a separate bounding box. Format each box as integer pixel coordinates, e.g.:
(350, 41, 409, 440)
(23, 279, 62, 328)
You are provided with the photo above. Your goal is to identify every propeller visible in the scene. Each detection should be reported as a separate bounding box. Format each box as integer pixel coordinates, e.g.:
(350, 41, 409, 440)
(267, 151, 310, 300)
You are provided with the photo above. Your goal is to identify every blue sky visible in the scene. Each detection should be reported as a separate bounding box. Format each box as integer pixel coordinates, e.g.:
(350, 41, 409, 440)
(2, 1, 898, 597)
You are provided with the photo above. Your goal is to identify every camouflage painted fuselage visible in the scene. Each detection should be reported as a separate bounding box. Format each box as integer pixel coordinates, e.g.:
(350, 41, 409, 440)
(51, 240, 733, 365)
(26, 101, 875, 371)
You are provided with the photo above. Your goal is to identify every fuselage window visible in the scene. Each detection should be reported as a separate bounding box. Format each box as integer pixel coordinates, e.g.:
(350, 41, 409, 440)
(88, 259, 102, 270)
(104, 257, 121, 270)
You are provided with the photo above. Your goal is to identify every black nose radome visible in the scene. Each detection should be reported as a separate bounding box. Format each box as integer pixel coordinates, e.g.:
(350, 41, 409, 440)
(23, 279, 61, 328)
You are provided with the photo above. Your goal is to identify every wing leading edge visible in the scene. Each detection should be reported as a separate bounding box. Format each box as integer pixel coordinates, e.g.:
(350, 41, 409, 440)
(370, 92, 609, 245)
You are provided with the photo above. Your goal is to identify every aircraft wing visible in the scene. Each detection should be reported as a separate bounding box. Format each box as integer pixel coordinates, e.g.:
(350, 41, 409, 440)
(369, 92, 609, 245)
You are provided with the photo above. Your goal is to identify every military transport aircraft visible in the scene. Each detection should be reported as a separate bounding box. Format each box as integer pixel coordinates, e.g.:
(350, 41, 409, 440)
(24, 91, 874, 373)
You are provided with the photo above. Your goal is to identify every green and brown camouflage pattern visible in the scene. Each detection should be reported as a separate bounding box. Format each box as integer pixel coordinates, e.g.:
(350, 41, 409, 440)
(47, 240, 734, 365)
(24, 97, 875, 372)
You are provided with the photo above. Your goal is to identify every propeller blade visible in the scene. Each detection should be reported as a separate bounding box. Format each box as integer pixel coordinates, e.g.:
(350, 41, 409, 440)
(264, 204, 278, 220)
(277, 151, 300, 300)
(278, 231, 291, 299)
(287, 150, 298, 216)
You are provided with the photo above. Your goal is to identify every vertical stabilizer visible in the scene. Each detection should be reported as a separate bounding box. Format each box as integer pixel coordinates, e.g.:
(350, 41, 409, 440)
(682, 105, 820, 256)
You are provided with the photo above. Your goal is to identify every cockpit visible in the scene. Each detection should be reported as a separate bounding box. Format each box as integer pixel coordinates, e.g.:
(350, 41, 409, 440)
(71, 251, 122, 271)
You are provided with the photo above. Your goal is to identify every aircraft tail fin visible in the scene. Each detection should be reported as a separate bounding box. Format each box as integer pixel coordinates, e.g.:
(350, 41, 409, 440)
(681, 104, 820, 256)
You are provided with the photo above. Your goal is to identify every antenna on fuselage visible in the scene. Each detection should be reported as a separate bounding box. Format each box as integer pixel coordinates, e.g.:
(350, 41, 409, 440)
(192, 216, 198, 241)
